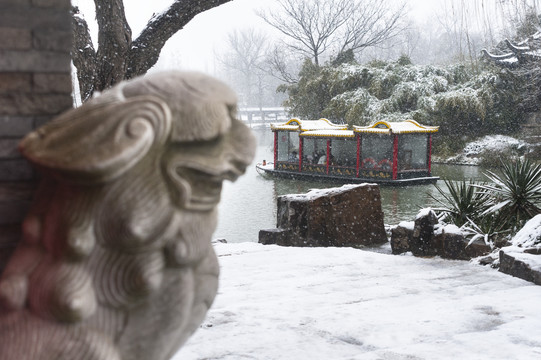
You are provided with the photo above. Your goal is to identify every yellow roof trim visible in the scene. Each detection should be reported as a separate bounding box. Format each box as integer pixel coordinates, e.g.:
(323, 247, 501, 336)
(354, 120, 439, 134)
(271, 118, 348, 132)
(300, 130, 355, 138)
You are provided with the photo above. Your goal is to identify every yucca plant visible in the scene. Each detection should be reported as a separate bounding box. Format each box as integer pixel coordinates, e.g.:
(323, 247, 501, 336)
(460, 211, 510, 247)
(430, 179, 491, 227)
(476, 159, 541, 230)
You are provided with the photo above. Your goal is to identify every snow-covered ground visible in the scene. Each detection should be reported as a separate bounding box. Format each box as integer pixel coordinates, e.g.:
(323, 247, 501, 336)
(174, 243, 541, 360)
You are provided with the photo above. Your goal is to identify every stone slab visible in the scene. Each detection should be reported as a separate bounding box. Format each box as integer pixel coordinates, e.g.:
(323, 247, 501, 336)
(499, 250, 541, 285)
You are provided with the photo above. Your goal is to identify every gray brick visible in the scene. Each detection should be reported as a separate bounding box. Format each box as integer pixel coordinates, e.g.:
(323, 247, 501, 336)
(0, 225, 21, 274)
(0, 93, 72, 116)
(34, 73, 72, 93)
(0, 138, 22, 159)
(0, 5, 70, 31)
(0, 224, 20, 274)
(0, 159, 34, 181)
(0, 182, 35, 202)
(0, 116, 34, 136)
(32, 0, 71, 9)
(0, 50, 70, 72)
(0, 28, 32, 50)
(0, 200, 31, 225)
(33, 28, 71, 52)
(34, 115, 54, 128)
(0, 73, 32, 93)
(0, 0, 31, 6)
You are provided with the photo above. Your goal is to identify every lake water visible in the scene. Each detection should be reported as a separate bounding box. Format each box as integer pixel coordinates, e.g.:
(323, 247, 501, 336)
(213, 129, 487, 243)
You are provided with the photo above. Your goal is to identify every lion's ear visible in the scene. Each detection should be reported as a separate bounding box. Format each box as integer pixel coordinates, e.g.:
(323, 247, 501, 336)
(19, 96, 171, 184)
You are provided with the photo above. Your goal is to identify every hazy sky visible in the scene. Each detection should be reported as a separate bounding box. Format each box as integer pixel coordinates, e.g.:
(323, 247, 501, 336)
(72, 0, 449, 74)
(72, 0, 539, 73)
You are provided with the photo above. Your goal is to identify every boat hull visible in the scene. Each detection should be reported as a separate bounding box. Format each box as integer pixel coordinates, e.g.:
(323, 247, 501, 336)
(255, 164, 439, 186)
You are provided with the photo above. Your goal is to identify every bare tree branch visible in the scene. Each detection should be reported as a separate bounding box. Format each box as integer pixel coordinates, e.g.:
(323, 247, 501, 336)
(94, 0, 132, 90)
(258, 0, 406, 66)
(267, 45, 300, 84)
(126, 0, 233, 78)
(71, 6, 97, 102)
(258, 0, 351, 66)
(338, 0, 407, 54)
(71, 0, 232, 102)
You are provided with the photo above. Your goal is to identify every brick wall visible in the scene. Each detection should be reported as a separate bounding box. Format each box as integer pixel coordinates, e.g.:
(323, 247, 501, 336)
(0, 0, 72, 272)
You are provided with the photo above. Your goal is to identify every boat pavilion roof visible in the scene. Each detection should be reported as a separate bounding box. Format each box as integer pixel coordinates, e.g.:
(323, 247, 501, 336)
(353, 120, 439, 135)
(270, 118, 347, 132)
(300, 129, 355, 138)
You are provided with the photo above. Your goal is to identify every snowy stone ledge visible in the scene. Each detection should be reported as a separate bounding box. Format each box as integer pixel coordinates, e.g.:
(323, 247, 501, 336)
(499, 215, 541, 285)
(174, 242, 541, 360)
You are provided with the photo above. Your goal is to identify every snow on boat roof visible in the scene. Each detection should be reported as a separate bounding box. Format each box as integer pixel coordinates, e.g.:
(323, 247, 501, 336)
(271, 118, 347, 132)
(300, 129, 355, 138)
(354, 120, 439, 134)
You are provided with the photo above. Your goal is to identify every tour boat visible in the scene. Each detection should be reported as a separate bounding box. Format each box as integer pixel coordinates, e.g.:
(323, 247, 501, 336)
(256, 118, 440, 185)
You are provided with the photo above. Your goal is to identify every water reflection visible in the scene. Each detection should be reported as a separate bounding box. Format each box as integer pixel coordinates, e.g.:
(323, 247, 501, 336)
(214, 144, 491, 243)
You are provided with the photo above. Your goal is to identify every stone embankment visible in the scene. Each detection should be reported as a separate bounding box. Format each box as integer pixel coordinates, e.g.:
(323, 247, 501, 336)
(390, 208, 491, 260)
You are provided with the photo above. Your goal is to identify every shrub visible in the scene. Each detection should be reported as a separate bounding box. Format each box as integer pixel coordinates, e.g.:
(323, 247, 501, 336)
(477, 159, 541, 230)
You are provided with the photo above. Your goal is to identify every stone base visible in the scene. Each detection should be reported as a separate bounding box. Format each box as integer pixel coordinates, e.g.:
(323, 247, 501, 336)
(499, 250, 541, 285)
(260, 184, 387, 247)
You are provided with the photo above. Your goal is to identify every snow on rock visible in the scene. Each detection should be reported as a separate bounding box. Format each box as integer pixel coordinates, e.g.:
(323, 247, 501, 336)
(499, 215, 541, 285)
(175, 242, 541, 360)
(463, 135, 526, 157)
(397, 220, 415, 230)
(435, 135, 530, 165)
(434, 223, 463, 236)
(280, 183, 374, 202)
(510, 214, 541, 250)
(415, 207, 435, 220)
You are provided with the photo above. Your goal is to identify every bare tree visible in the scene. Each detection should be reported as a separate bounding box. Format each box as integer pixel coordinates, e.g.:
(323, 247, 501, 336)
(219, 28, 287, 115)
(220, 29, 269, 108)
(258, 0, 406, 66)
(71, 0, 232, 102)
(266, 44, 302, 84)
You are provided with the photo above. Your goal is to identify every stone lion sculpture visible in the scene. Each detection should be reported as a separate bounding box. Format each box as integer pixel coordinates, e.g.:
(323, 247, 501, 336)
(0, 71, 256, 359)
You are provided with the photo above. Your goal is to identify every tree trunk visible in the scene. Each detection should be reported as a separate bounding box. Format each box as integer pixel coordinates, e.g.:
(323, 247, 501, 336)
(71, 0, 233, 102)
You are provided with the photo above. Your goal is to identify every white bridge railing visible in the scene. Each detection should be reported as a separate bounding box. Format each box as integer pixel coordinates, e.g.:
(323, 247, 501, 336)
(238, 107, 289, 128)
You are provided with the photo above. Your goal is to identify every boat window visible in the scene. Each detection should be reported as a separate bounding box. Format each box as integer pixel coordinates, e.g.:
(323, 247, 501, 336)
(361, 135, 393, 171)
(398, 134, 427, 170)
(302, 137, 327, 164)
(277, 131, 300, 162)
(330, 138, 356, 167)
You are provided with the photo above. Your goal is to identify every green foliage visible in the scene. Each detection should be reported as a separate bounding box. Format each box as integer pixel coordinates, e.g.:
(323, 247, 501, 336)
(431, 180, 491, 227)
(280, 57, 526, 141)
(477, 159, 541, 230)
(434, 160, 541, 246)
(331, 49, 356, 67)
(284, 59, 332, 119)
(396, 54, 412, 66)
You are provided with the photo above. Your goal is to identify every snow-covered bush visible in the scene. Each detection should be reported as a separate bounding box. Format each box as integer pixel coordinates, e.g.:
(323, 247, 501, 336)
(282, 58, 525, 154)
